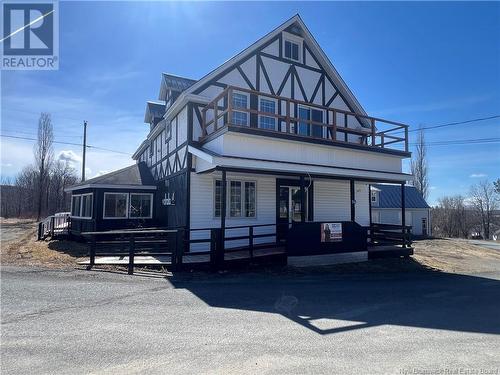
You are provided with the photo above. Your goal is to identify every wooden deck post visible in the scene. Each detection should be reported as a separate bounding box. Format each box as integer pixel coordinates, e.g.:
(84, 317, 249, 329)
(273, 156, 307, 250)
(368, 184, 373, 243)
(401, 183, 406, 248)
(176, 228, 185, 270)
(87, 236, 96, 270)
(210, 228, 219, 272)
(371, 118, 376, 146)
(300, 176, 306, 222)
(221, 169, 227, 250)
(50, 216, 55, 238)
(350, 179, 356, 222)
(128, 236, 135, 275)
(37, 222, 43, 241)
(249, 226, 254, 258)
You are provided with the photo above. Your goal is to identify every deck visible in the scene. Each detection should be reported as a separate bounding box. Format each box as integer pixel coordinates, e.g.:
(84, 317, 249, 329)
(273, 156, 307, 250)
(78, 245, 286, 266)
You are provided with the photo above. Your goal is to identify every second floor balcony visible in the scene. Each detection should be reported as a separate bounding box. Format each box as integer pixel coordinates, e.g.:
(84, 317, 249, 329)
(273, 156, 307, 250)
(200, 86, 409, 155)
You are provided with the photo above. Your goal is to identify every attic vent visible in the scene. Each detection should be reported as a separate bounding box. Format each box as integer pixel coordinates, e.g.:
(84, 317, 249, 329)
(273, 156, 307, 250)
(289, 25, 302, 36)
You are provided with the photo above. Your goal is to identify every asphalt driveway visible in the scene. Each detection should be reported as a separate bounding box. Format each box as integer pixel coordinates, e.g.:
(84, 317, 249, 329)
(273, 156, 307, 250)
(1, 265, 500, 374)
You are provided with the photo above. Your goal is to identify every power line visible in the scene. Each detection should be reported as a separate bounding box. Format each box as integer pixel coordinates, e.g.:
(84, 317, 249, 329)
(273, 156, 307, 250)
(408, 115, 500, 133)
(0, 134, 132, 156)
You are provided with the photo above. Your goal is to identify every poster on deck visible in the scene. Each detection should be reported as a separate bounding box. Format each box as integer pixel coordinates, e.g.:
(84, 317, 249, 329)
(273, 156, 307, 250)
(320, 223, 342, 242)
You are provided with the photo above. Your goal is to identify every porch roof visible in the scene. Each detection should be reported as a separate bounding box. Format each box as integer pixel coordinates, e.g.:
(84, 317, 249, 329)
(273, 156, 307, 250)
(188, 146, 411, 183)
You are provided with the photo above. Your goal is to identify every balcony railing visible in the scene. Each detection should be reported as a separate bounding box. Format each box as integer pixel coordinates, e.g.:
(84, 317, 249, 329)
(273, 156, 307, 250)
(200, 86, 409, 153)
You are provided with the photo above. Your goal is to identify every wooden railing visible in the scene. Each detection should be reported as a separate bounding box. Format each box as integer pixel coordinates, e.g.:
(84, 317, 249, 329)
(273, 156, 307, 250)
(200, 86, 409, 152)
(37, 213, 70, 240)
(82, 229, 180, 275)
(368, 223, 412, 248)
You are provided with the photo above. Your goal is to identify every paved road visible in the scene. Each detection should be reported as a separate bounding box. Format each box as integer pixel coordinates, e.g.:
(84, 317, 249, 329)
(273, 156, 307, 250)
(465, 239, 500, 252)
(2, 266, 500, 374)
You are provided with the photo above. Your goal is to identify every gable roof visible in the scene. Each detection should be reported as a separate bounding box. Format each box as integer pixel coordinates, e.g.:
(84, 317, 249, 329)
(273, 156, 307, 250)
(373, 184, 430, 209)
(159, 73, 197, 100)
(66, 162, 155, 191)
(144, 101, 165, 123)
(183, 14, 368, 118)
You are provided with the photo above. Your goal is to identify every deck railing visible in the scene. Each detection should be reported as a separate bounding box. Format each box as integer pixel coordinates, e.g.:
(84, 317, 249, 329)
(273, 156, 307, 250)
(200, 86, 409, 152)
(37, 213, 70, 240)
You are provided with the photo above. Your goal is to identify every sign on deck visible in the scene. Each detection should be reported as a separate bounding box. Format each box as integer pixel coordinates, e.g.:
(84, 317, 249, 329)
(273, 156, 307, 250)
(320, 223, 342, 242)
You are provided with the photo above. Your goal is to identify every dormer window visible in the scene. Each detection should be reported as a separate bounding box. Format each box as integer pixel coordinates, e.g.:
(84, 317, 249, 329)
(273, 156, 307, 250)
(285, 40, 300, 61)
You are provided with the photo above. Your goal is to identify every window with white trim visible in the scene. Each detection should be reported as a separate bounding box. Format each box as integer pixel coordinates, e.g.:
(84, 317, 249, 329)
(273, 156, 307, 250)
(104, 193, 128, 219)
(71, 193, 93, 218)
(214, 180, 256, 218)
(259, 98, 276, 130)
(81, 194, 93, 218)
(230, 181, 242, 217)
(71, 195, 81, 216)
(129, 193, 153, 218)
(284, 40, 300, 61)
(244, 181, 256, 218)
(231, 92, 248, 126)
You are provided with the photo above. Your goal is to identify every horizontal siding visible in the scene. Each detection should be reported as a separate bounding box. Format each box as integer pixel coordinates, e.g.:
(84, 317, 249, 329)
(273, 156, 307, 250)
(313, 180, 351, 222)
(190, 172, 276, 252)
(355, 183, 370, 226)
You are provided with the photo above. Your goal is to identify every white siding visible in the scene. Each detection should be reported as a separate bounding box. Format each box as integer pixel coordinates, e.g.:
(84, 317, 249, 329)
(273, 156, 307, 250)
(355, 183, 370, 226)
(221, 133, 403, 173)
(177, 106, 188, 145)
(190, 172, 276, 252)
(313, 180, 351, 222)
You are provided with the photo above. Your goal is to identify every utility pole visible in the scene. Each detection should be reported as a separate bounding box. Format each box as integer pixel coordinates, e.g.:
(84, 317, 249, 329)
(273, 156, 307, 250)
(82, 120, 87, 181)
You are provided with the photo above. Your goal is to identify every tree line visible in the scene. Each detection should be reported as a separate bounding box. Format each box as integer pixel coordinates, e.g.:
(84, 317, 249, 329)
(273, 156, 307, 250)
(410, 128, 499, 240)
(1, 113, 79, 220)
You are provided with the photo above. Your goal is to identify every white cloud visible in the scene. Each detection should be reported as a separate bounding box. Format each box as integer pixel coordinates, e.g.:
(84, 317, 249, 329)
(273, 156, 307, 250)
(58, 150, 82, 164)
(469, 173, 488, 178)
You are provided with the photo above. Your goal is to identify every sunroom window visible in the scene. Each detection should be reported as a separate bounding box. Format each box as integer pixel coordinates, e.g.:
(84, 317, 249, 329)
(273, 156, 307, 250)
(81, 194, 93, 218)
(129, 193, 153, 218)
(104, 193, 128, 219)
(71, 195, 81, 216)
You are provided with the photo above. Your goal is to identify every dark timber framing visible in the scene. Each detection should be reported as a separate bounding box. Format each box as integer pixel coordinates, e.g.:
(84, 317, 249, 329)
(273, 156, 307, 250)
(350, 179, 355, 222)
(401, 182, 406, 248)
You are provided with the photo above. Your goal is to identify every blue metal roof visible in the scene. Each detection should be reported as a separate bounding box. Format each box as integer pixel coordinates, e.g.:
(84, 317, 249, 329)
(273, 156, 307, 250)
(373, 184, 430, 209)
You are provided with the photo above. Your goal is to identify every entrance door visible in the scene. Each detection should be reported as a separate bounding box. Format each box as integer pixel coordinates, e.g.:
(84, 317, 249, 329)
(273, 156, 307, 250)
(277, 186, 308, 241)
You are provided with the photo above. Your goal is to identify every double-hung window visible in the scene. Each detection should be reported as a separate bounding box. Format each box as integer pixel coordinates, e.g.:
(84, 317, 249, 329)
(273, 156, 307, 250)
(259, 98, 276, 130)
(232, 92, 248, 126)
(284, 40, 300, 61)
(214, 180, 256, 218)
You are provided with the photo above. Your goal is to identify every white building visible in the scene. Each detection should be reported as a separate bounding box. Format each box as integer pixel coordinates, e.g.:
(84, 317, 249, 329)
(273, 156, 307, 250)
(69, 15, 413, 259)
(371, 185, 431, 236)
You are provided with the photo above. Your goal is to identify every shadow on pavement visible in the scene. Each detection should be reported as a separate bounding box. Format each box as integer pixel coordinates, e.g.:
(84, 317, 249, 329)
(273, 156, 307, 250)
(167, 262, 500, 335)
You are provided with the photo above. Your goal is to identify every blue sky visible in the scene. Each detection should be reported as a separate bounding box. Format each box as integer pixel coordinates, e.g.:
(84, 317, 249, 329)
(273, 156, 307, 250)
(1, 1, 499, 205)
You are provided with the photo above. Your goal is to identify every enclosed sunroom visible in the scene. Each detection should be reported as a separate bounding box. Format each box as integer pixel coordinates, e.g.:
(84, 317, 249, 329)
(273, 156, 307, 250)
(65, 162, 158, 235)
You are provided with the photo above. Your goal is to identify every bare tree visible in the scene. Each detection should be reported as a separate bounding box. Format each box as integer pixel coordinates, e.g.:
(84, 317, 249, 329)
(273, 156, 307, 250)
(469, 180, 499, 239)
(432, 195, 472, 238)
(410, 128, 429, 199)
(34, 113, 54, 220)
(494, 178, 500, 194)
